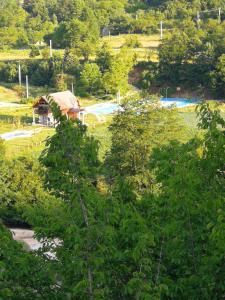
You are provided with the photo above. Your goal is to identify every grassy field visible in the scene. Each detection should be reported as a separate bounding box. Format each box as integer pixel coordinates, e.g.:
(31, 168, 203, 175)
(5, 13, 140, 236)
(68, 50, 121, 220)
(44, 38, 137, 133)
(0, 34, 160, 62)
(0, 49, 64, 61)
(4, 127, 54, 159)
(0, 49, 31, 61)
(1, 107, 224, 160)
(102, 34, 160, 61)
(0, 86, 20, 102)
(102, 34, 161, 49)
(3, 121, 111, 160)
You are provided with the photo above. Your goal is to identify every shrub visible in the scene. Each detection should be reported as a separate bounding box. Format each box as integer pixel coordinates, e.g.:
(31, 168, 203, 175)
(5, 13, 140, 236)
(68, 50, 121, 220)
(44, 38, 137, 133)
(54, 73, 75, 92)
(41, 47, 50, 59)
(29, 46, 40, 58)
(125, 35, 142, 48)
(0, 62, 6, 81)
(20, 97, 35, 104)
(12, 84, 26, 97)
(30, 60, 53, 86)
(4, 63, 18, 82)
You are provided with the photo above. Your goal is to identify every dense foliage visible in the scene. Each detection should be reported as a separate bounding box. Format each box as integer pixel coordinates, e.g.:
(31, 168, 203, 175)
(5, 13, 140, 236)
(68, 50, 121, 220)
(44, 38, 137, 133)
(0, 100, 224, 299)
(1, 0, 224, 48)
(0, 0, 225, 298)
(0, 0, 224, 97)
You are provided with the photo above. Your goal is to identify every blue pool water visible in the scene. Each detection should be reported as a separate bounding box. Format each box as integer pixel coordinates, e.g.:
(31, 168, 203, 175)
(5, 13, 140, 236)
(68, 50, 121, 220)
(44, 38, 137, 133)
(161, 98, 199, 108)
(85, 103, 119, 115)
(85, 98, 199, 115)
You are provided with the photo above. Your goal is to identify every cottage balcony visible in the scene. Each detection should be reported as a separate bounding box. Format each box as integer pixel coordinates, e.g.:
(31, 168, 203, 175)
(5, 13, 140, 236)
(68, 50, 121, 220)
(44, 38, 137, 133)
(33, 105, 49, 115)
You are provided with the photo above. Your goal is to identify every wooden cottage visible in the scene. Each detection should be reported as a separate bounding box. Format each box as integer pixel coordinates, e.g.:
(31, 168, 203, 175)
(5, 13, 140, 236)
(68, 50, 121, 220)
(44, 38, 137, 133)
(32, 91, 85, 126)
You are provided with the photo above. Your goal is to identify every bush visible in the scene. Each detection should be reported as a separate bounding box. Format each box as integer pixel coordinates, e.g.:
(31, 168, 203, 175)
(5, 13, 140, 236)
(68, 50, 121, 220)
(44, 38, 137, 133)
(4, 63, 18, 82)
(0, 62, 6, 81)
(29, 46, 40, 58)
(20, 97, 35, 104)
(125, 35, 142, 48)
(12, 84, 26, 97)
(41, 47, 50, 59)
(54, 73, 74, 92)
(30, 60, 53, 86)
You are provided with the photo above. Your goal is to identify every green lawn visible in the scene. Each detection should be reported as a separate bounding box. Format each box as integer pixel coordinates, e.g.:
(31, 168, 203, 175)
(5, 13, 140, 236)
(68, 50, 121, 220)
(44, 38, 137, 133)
(0, 35, 160, 63)
(2, 119, 111, 160)
(0, 86, 20, 103)
(102, 34, 161, 49)
(4, 127, 54, 159)
(0, 49, 64, 61)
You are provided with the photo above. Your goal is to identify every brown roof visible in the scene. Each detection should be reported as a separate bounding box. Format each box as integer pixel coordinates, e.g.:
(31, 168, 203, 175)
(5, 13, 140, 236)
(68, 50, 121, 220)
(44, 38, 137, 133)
(34, 91, 80, 110)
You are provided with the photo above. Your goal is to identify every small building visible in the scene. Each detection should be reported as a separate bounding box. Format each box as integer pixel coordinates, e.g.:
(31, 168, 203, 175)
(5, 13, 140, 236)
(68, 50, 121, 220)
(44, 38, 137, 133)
(32, 91, 85, 126)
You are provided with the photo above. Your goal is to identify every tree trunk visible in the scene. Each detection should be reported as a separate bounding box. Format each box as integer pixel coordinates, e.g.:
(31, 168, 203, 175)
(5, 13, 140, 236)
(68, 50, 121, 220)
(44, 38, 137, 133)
(79, 194, 94, 300)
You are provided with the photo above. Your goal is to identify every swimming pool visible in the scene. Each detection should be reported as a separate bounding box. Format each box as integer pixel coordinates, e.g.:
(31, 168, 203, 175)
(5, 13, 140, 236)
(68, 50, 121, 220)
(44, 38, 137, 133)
(85, 98, 199, 115)
(85, 103, 119, 115)
(161, 98, 199, 108)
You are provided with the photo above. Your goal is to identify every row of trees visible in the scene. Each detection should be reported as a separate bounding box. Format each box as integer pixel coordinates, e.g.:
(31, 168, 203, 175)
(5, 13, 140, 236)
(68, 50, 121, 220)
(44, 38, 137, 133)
(0, 45, 135, 97)
(0, 99, 224, 299)
(138, 19, 225, 98)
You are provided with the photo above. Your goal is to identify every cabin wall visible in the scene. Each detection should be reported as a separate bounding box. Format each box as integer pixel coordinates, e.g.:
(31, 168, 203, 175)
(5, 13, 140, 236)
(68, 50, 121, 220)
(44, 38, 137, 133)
(68, 111, 78, 120)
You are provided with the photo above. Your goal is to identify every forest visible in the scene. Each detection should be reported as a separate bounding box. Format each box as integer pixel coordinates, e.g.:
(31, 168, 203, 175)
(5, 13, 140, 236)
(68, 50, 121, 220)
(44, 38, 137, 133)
(0, 0, 225, 299)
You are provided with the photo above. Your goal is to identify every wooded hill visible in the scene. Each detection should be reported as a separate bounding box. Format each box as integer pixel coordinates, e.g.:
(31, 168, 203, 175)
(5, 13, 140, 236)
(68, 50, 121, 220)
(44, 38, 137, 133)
(1, 0, 225, 47)
(0, 0, 225, 98)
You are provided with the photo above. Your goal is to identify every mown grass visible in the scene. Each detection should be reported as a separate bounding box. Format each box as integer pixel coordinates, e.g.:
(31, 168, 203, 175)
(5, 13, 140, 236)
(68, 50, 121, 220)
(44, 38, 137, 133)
(0, 86, 20, 103)
(102, 34, 160, 61)
(0, 49, 64, 61)
(102, 34, 161, 49)
(0, 82, 57, 100)
(0, 49, 31, 61)
(0, 35, 160, 63)
(4, 127, 54, 159)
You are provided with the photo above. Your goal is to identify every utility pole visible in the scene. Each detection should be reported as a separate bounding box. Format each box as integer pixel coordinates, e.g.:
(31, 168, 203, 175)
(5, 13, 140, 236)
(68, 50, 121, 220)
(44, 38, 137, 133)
(50, 40, 53, 58)
(160, 21, 163, 40)
(71, 82, 74, 94)
(218, 7, 221, 23)
(18, 61, 22, 86)
(26, 75, 29, 99)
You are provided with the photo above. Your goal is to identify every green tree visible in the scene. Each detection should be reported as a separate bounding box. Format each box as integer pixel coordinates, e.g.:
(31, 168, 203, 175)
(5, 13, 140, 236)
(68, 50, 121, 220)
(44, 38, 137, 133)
(80, 63, 102, 95)
(103, 47, 134, 95)
(29, 45, 40, 58)
(0, 157, 56, 226)
(105, 95, 188, 195)
(65, 17, 99, 60)
(39, 103, 112, 299)
(211, 54, 225, 97)
(96, 43, 113, 73)
(0, 222, 58, 300)
(145, 102, 225, 299)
